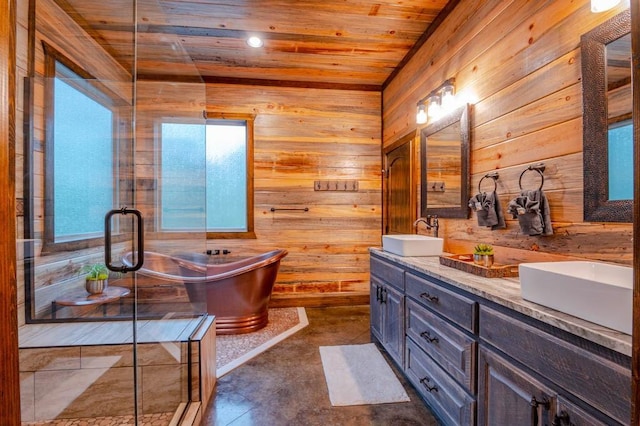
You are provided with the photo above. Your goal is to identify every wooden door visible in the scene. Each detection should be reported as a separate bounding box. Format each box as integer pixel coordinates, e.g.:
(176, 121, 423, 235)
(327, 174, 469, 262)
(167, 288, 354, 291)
(478, 346, 556, 426)
(384, 133, 415, 235)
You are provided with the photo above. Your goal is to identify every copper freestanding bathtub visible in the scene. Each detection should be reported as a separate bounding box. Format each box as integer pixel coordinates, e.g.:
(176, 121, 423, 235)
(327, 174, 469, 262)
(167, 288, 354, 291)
(123, 249, 287, 334)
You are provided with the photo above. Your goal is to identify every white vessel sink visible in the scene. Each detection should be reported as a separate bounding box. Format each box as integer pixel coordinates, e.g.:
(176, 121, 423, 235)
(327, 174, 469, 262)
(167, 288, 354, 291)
(382, 235, 443, 257)
(519, 261, 632, 334)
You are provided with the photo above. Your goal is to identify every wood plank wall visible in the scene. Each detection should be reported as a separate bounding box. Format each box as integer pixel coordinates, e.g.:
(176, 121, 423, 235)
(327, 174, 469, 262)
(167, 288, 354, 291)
(136, 81, 381, 304)
(383, 0, 633, 265)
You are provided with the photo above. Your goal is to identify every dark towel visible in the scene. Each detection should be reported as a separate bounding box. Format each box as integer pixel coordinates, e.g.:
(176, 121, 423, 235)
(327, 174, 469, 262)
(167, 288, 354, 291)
(468, 191, 506, 230)
(507, 190, 553, 236)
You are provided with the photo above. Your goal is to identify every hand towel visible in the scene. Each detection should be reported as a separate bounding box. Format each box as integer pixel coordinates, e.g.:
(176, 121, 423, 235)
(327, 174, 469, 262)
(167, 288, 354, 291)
(507, 190, 553, 236)
(468, 191, 506, 230)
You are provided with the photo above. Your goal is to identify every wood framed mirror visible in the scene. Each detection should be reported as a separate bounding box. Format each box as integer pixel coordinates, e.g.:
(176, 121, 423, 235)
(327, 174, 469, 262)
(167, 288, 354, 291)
(582, 9, 632, 222)
(420, 103, 470, 219)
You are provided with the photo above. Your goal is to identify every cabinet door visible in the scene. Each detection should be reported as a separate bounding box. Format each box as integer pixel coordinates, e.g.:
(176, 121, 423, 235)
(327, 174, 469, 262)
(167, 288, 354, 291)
(382, 283, 404, 367)
(370, 278, 383, 342)
(478, 346, 556, 426)
(555, 396, 616, 426)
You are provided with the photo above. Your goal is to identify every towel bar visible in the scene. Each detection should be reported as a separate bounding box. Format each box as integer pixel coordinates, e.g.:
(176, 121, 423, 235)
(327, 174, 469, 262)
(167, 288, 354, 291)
(270, 207, 309, 212)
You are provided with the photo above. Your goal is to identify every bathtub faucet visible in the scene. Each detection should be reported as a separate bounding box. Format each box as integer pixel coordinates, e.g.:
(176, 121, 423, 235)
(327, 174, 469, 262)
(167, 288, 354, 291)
(413, 215, 439, 238)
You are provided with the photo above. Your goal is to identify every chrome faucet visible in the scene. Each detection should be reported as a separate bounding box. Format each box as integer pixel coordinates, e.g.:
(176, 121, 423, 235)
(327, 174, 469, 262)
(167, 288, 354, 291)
(413, 215, 439, 238)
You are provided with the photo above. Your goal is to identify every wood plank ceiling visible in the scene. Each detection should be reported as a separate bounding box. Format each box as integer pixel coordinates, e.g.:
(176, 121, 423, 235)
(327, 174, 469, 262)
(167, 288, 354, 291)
(56, 0, 454, 90)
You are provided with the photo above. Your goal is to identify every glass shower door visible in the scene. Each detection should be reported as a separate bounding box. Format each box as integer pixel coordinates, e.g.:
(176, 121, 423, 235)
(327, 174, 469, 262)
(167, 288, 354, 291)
(18, 0, 210, 424)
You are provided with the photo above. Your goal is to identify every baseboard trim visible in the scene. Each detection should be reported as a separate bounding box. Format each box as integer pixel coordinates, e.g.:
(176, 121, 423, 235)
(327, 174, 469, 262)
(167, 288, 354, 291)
(270, 292, 369, 308)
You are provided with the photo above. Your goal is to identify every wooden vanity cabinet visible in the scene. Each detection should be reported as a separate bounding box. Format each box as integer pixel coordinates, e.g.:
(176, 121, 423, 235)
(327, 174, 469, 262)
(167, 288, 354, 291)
(369, 253, 631, 426)
(370, 257, 405, 367)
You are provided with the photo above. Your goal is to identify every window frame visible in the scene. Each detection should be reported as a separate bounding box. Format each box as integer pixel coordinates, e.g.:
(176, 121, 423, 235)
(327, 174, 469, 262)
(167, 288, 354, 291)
(157, 112, 256, 239)
(41, 42, 131, 252)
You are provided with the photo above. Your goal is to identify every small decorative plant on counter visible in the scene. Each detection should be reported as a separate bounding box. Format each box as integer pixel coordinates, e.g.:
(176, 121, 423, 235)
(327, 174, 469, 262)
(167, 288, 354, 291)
(473, 244, 495, 268)
(81, 263, 110, 294)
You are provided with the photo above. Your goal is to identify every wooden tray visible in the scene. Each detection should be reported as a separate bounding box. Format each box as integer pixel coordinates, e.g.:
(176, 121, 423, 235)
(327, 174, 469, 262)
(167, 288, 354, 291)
(439, 254, 519, 278)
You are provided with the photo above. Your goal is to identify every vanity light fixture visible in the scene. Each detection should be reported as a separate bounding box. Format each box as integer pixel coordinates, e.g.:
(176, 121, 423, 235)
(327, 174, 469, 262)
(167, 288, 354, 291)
(590, 0, 620, 12)
(247, 36, 264, 48)
(415, 78, 456, 125)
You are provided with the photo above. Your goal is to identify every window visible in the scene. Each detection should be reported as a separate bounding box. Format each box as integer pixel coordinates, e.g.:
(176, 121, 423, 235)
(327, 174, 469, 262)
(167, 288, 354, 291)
(159, 115, 255, 238)
(42, 43, 129, 250)
(608, 120, 633, 201)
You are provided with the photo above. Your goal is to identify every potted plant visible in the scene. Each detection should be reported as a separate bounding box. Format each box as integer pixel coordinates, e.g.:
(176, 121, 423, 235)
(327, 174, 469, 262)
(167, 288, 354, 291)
(81, 263, 110, 294)
(473, 244, 494, 268)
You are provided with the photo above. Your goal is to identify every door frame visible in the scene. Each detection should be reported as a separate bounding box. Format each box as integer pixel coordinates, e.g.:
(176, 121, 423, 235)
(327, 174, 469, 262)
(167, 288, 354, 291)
(0, 0, 21, 422)
(382, 130, 418, 235)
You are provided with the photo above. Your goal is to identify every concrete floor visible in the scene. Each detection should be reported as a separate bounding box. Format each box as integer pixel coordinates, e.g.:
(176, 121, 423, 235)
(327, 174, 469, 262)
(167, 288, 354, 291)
(203, 305, 441, 425)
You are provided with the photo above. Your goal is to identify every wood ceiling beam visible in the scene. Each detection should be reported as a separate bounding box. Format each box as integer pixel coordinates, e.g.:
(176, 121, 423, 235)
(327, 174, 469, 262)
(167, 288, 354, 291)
(136, 73, 381, 91)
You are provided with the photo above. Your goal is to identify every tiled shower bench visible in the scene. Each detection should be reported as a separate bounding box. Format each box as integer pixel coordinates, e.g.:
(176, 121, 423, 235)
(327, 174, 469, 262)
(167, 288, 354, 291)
(19, 315, 216, 425)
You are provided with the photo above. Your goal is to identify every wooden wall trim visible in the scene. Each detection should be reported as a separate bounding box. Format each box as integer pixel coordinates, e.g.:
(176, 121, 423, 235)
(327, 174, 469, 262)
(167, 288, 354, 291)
(630, 0, 639, 422)
(0, 0, 20, 422)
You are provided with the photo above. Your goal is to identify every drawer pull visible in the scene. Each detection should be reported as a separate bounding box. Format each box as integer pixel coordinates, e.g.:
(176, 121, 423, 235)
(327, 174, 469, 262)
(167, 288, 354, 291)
(420, 330, 439, 343)
(552, 411, 574, 426)
(530, 396, 550, 426)
(419, 292, 439, 303)
(419, 377, 438, 393)
(376, 285, 382, 302)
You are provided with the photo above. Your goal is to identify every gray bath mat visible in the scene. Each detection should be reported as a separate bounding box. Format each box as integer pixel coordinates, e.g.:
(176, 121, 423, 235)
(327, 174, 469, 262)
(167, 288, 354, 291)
(319, 343, 410, 406)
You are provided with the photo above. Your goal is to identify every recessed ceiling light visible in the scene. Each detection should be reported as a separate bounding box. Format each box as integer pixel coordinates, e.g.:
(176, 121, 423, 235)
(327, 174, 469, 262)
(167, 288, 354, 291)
(247, 36, 264, 48)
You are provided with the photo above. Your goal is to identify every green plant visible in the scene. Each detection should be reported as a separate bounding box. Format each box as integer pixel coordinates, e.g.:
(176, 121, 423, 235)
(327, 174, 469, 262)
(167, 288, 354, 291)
(81, 263, 110, 281)
(473, 243, 494, 256)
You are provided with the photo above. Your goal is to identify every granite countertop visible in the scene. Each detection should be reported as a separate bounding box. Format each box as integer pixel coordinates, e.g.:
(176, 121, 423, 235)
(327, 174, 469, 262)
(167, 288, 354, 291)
(370, 248, 632, 357)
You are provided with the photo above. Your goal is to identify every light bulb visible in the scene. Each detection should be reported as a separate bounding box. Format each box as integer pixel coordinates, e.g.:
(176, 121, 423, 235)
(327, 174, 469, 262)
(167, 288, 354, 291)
(416, 103, 427, 124)
(247, 36, 264, 48)
(427, 94, 441, 120)
(440, 83, 456, 111)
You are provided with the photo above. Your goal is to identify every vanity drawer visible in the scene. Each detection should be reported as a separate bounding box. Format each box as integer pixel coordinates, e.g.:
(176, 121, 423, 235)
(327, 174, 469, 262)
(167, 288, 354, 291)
(406, 299, 476, 393)
(479, 306, 630, 425)
(370, 256, 404, 291)
(406, 272, 477, 333)
(405, 338, 475, 426)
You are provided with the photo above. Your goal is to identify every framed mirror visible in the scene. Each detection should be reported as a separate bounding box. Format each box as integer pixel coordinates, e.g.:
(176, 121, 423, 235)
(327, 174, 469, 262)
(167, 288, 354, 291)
(420, 103, 470, 218)
(582, 9, 631, 222)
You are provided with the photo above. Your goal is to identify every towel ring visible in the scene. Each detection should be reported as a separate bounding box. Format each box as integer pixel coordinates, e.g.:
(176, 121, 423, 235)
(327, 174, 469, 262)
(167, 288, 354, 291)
(518, 166, 545, 191)
(478, 172, 499, 193)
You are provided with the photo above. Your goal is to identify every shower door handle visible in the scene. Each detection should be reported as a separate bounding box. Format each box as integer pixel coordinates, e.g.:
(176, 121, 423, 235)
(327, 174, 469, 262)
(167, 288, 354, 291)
(105, 207, 144, 273)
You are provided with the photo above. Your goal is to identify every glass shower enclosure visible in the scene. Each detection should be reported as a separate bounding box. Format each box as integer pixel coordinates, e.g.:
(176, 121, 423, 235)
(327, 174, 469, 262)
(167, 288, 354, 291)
(18, 0, 213, 423)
